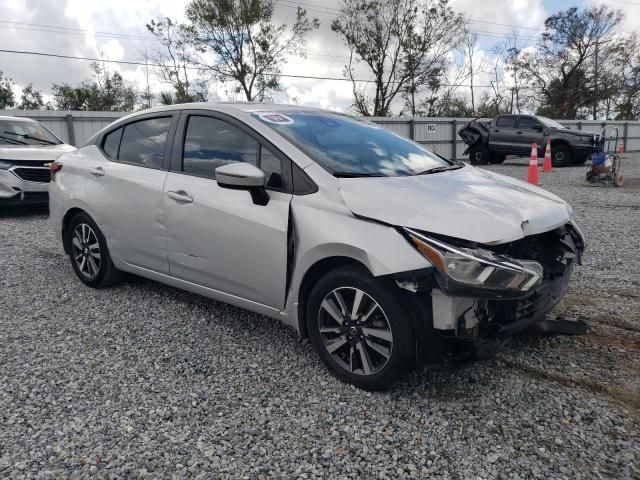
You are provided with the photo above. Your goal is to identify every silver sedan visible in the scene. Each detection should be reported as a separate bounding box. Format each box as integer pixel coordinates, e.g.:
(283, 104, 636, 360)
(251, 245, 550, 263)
(49, 103, 584, 390)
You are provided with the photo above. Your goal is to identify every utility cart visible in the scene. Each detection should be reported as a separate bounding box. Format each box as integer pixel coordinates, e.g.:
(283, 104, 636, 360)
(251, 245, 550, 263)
(586, 126, 624, 187)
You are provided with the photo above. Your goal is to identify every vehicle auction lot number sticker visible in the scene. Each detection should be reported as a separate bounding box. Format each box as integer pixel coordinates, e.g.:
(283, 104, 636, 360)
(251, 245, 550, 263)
(259, 113, 294, 125)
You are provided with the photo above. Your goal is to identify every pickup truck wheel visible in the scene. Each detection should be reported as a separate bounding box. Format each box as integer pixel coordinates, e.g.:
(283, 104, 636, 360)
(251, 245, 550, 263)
(469, 146, 490, 165)
(551, 144, 572, 167)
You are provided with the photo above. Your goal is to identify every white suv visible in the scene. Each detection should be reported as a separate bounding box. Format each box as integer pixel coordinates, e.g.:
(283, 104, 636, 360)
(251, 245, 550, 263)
(0, 116, 76, 207)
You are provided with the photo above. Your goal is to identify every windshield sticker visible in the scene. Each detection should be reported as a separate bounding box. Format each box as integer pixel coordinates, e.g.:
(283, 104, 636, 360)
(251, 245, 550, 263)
(258, 113, 294, 125)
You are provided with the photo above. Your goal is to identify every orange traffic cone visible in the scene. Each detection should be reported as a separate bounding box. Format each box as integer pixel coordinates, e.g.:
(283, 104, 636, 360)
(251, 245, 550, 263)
(618, 142, 624, 153)
(527, 143, 540, 185)
(542, 140, 553, 172)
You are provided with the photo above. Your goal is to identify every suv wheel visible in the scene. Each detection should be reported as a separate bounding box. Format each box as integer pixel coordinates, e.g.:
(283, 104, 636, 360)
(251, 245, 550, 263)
(469, 146, 490, 165)
(66, 212, 123, 288)
(551, 144, 572, 167)
(306, 266, 414, 390)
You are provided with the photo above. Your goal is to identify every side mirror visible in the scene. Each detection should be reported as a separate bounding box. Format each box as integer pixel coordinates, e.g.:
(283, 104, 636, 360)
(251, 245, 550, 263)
(532, 123, 544, 132)
(215, 162, 269, 206)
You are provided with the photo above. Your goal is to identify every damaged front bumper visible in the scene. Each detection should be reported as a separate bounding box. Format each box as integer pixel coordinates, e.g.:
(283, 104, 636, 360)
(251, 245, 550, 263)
(396, 223, 584, 339)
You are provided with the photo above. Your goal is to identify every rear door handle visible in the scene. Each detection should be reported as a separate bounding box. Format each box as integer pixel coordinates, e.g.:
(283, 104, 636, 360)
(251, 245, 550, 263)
(167, 190, 193, 204)
(89, 166, 105, 177)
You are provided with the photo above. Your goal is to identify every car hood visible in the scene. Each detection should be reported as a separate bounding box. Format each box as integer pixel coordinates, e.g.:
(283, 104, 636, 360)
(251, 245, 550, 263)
(0, 144, 76, 161)
(338, 165, 571, 244)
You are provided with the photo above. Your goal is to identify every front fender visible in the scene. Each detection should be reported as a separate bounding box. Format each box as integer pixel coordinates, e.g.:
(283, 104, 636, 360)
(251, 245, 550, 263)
(282, 193, 431, 331)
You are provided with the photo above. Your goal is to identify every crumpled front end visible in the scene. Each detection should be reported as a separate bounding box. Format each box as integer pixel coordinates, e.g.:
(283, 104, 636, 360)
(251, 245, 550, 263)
(397, 222, 584, 340)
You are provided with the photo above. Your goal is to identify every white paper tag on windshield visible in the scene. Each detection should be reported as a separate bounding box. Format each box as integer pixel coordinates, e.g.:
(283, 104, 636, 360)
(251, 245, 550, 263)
(258, 113, 294, 125)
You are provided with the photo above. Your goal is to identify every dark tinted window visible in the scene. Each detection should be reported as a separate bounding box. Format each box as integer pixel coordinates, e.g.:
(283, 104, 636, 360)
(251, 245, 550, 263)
(183, 116, 258, 178)
(118, 117, 172, 168)
(260, 146, 284, 189)
(496, 116, 516, 127)
(518, 117, 540, 129)
(102, 127, 122, 159)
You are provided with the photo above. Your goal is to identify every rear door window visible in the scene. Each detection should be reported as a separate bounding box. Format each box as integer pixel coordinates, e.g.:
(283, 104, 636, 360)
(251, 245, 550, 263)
(117, 117, 172, 168)
(102, 127, 122, 159)
(518, 116, 539, 129)
(495, 116, 516, 127)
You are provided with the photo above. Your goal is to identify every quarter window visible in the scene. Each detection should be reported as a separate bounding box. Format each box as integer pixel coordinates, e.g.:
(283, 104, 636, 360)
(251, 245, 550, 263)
(496, 116, 516, 127)
(183, 116, 258, 178)
(102, 127, 122, 159)
(117, 117, 172, 168)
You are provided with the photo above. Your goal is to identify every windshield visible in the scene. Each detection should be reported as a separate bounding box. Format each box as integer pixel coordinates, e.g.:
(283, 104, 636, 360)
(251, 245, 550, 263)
(254, 112, 451, 176)
(537, 117, 565, 129)
(0, 119, 62, 146)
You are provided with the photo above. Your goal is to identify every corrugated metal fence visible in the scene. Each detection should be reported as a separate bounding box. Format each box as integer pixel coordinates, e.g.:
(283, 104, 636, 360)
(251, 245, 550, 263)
(6, 110, 640, 159)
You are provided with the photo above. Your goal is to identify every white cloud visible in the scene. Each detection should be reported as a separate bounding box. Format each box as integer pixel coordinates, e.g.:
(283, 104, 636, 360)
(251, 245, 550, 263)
(12, 0, 639, 114)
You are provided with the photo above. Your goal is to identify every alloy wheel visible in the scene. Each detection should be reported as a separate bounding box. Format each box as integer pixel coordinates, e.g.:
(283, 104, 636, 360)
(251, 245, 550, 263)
(317, 287, 393, 376)
(71, 223, 101, 280)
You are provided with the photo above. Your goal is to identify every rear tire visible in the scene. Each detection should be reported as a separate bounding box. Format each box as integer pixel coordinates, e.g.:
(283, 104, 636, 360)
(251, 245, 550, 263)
(305, 266, 414, 391)
(469, 145, 490, 165)
(551, 144, 572, 167)
(66, 212, 123, 288)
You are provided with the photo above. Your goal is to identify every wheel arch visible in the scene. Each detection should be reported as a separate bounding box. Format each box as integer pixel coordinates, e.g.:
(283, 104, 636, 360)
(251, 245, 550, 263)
(61, 207, 88, 254)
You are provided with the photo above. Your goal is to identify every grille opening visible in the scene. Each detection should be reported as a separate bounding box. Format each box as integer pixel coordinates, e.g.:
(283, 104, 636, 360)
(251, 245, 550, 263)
(13, 167, 51, 183)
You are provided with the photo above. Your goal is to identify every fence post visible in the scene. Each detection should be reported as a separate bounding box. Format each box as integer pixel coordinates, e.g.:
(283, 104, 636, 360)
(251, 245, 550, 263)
(409, 118, 415, 140)
(451, 119, 457, 160)
(577, 121, 582, 131)
(623, 122, 629, 151)
(65, 114, 76, 146)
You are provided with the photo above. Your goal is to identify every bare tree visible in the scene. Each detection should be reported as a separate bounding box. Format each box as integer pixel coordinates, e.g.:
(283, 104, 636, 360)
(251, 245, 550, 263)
(332, 0, 465, 117)
(460, 28, 486, 116)
(182, 0, 319, 102)
(147, 17, 208, 103)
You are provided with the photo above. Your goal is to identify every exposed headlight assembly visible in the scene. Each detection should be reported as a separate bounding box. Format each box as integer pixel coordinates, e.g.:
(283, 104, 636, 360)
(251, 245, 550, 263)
(405, 228, 543, 293)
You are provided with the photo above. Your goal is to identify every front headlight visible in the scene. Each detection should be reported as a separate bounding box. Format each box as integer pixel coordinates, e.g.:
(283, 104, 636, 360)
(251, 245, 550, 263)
(405, 228, 543, 292)
(0, 161, 13, 170)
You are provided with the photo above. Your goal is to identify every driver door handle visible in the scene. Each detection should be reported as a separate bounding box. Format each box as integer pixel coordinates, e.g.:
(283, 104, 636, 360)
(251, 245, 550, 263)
(89, 166, 105, 177)
(167, 190, 193, 204)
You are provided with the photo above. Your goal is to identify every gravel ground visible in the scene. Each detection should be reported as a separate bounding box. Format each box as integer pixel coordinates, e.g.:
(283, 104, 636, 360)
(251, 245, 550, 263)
(1, 154, 639, 479)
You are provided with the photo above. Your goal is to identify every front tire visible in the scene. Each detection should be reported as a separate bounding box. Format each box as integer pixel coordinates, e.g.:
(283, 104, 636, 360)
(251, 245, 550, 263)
(66, 212, 123, 288)
(469, 145, 490, 165)
(306, 266, 414, 391)
(551, 144, 572, 167)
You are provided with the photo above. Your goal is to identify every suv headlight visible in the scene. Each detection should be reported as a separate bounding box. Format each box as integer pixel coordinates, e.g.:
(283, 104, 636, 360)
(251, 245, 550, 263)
(405, 228, 543, 292)
(0, 161, 13, 170)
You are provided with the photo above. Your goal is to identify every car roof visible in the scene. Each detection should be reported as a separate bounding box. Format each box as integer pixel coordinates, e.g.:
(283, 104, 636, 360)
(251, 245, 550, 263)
(113, 102, 336, 124)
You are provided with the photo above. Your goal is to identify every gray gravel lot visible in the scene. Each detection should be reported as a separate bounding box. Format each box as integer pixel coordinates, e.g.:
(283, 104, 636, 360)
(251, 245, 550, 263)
(1, 155, 639, 479)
